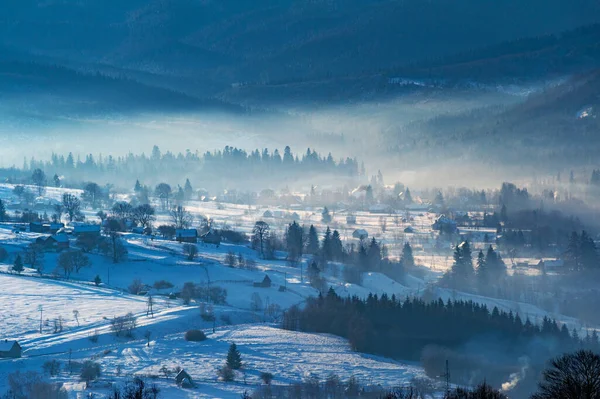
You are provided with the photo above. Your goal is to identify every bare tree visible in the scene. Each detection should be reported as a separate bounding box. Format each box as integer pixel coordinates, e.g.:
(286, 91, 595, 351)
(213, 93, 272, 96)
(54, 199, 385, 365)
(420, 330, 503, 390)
(62, 193, 81, 222)
(147, 296, 154, 318)
(133, 204, 156, 228)
(96, 210, 108, 224)
(31, 168, 46, 196)
(128, 279, 144, 295)
(24, 243, 45, 273)
(155, 183, 172, 210)
(252, 221, 270, 258)
(57, 251, 90, 278)
(532, 350, 600, 399)
(112, 201, 133, 222)
(170, 206, 193, 229)
(82, 182, 103, 209)
(73, 310, 80, 327)
(183, 244, 198, 261)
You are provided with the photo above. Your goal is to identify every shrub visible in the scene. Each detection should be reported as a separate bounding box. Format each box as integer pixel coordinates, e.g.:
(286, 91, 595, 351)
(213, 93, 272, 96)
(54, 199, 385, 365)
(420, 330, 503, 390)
(220, 314, 232, 325)
(0, 246, 8, 262)
(42, 360, 61, 376)
(128, 279, 144, 295)
(80, 361, 101, 386)
(260, 372, 274, 385)
(219, 229, 248, 244)
(184, 329, 207, 342)
(183, 244, 198, 261)
(153, 280, 174, 290)
(217, 365, 234, 382)
(111, 313, 137, 338)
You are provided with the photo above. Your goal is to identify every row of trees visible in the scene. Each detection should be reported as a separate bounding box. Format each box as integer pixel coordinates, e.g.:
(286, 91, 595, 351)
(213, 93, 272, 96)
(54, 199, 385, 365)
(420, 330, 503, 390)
(23, 145, 360, 190)
(283, 288, 600, 392)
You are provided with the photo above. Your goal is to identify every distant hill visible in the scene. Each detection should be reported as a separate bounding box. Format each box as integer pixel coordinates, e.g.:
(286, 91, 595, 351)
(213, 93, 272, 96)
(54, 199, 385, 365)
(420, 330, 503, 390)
(390, 69, 600, 169)
(390, 24, 600, 82)
(0, 61, 243, 114)
(2, 0, 599, 87)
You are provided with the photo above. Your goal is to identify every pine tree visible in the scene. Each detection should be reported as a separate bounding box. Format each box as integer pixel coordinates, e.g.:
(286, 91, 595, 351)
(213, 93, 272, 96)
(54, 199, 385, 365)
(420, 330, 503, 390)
(565, 231, 582, 271)
(450, 241, 474, 285)
(0, 199, 6, 222)
(12, 255, 24, 274)
(134, 179, 142, 192)
(580, 231, 598, 271)
(367, 238, 381, 270)
(184, 178, 193, 200)
(400, 242, 415, 269)
(322, 227, 333, 261)
(226, 343, 242, 370)
(322, 207, 332, 223)
(404, 188, 413, 204)
(285, 221, 303, 263)
(331, 230, 344, 261)
(476, 249, 487, 286)
(306, 225, 319, 254)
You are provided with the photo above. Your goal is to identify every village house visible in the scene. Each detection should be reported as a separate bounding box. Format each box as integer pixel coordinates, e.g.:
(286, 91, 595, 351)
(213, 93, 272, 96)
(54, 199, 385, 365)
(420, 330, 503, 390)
(175, 369, 194, 388)
(0, 340, 21, 359)
(352, 229, 369, 240)
(176, 229, 198, 243)
(201, 229, 221, 247)
(73, 225, 101, 236)
(253, 275, 272, 288)
(30, 222, 65, 234)
(35, 234, 70, 251)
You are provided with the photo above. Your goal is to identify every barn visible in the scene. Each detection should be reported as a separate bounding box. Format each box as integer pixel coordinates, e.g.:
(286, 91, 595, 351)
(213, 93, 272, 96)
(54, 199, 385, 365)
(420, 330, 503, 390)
(0, 340, 21, 358)
(176, 229, 198, 243)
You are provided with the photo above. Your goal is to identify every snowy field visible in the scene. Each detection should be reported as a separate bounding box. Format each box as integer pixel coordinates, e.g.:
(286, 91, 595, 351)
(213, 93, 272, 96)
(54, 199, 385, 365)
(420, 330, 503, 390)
(0, 183, 587, 398)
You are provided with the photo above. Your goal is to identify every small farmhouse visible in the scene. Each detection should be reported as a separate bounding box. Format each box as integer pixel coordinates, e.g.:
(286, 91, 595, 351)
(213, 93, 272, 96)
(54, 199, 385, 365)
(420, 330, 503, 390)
(176, 229, 198, 243)
(201, 229, 221, 247)
(352, 229, 369, 240)
(253, 275, 272, 288)
(35, 234, 70, 251)
(0, 340, 21, 358)
(73, 225, 101, 236)
(175, 369, 194, 388)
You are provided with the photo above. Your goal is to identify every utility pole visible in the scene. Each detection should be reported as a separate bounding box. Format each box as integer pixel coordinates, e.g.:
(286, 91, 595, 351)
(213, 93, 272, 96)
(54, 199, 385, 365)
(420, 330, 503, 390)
(38, 305, 43, 334)
(445, 359, 450, 396)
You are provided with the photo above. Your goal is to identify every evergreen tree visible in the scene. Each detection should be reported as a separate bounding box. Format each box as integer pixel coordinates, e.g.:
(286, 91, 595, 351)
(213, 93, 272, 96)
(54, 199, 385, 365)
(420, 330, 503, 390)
(367, 238, 382, 270)
(306, 225, 319, 254)
(500, 204, 508, 223)
(450, 241, 474, 285)
(285, 221, 304, 263)
(321, 207, 332, 223)
(404, 187, 413, 204)
(322, 227, 333, 261)
(134, 179, 142, 192)
(434, 191, 444, 207)
(12, 255, 24, 274)
(226, 343, 242, 370)
(331, 230, 344, 261)
(184, 178, 193, 200)
(565, 231, 581, 271)
(0, 199, 6, 222)
(400, 242, 415, 269)
(476, 249, 487, 286)
(580, 231, 598, 270)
